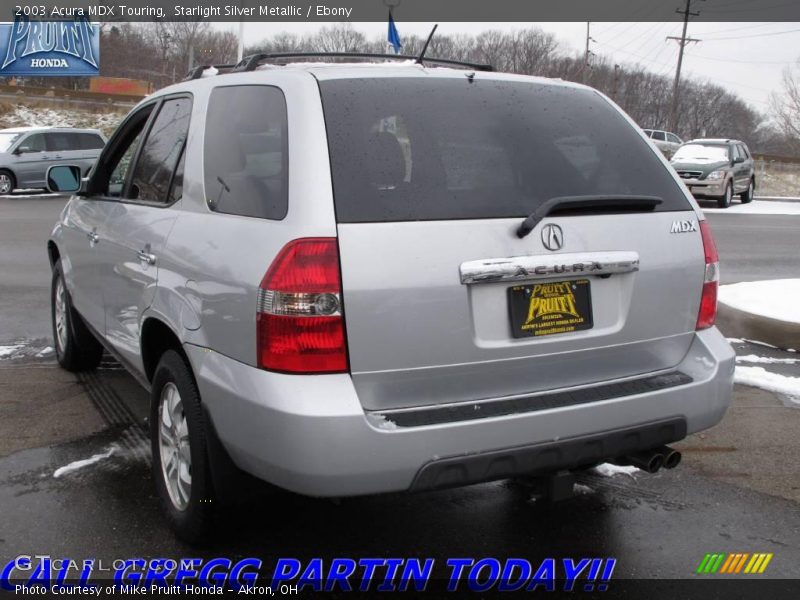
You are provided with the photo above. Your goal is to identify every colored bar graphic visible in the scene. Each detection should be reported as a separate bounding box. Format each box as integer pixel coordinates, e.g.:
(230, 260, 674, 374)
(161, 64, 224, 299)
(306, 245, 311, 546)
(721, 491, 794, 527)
(697, 552, 773, 575)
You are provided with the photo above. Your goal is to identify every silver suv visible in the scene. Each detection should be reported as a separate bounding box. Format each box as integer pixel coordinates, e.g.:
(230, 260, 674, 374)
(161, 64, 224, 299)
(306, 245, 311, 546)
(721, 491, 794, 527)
(0, 127, 105, 194)
(46, 55, 734, 541)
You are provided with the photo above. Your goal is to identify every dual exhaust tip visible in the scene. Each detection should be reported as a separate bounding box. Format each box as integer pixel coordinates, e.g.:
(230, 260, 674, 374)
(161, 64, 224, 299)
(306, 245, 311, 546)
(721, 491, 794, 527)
(617, 445, 682, 473)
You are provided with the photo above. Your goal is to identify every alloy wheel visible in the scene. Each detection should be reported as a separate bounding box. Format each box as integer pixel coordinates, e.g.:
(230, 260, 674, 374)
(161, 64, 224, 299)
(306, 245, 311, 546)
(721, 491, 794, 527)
(54, 276, 68, 353)
(158, 382, 192, 511)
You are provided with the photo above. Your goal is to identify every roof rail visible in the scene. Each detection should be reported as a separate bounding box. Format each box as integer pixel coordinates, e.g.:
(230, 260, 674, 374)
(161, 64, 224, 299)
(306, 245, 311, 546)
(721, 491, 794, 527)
(183, 64, 236, 81)
(231, 52, 493, 73)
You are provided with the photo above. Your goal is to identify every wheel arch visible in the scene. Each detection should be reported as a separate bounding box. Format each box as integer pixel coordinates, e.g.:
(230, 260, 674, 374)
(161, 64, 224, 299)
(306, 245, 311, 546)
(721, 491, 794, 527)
(0, 167, 16, 192)
(140, 317, 189, 384)
(47, 240, 60, 269)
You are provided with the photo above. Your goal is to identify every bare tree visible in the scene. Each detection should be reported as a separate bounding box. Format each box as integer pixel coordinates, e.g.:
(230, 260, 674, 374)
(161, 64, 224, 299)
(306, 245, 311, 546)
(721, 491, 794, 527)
(770, 59, 800, 153)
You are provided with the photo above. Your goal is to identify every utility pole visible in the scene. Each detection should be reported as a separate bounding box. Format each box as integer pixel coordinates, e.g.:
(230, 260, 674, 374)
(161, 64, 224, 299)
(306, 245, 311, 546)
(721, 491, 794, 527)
(612, 64, 621, 101)
(668, 0, 703, 132)
(583, 22, 594, 82)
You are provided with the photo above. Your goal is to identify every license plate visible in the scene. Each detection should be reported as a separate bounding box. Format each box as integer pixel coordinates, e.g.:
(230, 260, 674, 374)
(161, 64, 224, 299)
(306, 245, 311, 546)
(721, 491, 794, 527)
(508, 279, 594, 338)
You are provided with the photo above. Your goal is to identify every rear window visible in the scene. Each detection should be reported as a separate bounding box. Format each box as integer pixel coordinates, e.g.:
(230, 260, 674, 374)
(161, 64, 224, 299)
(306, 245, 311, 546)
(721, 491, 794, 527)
(319, 78, 690, 223)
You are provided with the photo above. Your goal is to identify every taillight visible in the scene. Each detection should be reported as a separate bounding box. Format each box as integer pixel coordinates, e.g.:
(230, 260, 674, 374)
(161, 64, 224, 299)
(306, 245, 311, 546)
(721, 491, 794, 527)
(257, 238, 348, 373)
(696, 220, 719, 330)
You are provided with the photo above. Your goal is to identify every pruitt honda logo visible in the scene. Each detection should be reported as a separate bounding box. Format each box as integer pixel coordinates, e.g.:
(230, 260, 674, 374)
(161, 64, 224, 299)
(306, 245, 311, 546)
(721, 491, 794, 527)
(0, 15, 99, 77)
(696, 552, 773, 575)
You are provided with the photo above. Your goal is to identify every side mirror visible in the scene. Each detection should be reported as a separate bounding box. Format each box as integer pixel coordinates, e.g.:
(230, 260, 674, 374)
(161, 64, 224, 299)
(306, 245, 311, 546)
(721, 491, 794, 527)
(14, 146, 31, 155)
(733, 156, 744, 164)
(46, 165, 82, 193)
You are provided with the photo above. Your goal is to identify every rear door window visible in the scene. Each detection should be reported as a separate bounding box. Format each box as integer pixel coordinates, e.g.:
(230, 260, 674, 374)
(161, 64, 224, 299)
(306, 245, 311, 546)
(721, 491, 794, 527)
(319, 78, 690, 223)
(650, 131, 666, 141)
(128, 97, 191, 204)
(45, 132, 75, 152)
(203, 85, 288, 220)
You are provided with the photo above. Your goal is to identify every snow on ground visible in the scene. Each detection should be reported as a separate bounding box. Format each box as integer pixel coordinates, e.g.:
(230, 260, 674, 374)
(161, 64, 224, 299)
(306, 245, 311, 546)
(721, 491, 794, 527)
(736, 354, 798, 365)
(592, 463, 639, 478)
(702, 200, 800, 216)
(719, 279, 800, 323)
(53, 445, 117, 478)
(734, 366, 800, 404)
(573, 483, 594, 495)
(0, 103, 125, 137)
(0, 344, 25, 358)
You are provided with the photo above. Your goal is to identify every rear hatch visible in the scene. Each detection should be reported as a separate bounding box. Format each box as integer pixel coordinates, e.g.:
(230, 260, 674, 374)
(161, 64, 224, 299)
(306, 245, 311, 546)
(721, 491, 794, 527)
(318, 74, 703, 411)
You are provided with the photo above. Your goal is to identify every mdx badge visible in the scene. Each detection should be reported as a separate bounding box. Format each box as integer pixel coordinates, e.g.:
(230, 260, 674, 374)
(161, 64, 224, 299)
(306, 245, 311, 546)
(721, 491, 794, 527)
(670, 220, 698, 233)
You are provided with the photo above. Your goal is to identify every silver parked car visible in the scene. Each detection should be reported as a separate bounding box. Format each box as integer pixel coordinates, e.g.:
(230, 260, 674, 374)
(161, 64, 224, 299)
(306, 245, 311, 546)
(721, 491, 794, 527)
(0, 127, 106, 194)
(642, 129, 683, 159)
(46, 55, 734, 541)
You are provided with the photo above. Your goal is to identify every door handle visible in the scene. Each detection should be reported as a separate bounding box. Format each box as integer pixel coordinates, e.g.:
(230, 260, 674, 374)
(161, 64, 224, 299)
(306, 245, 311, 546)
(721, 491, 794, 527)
(137, 250, 157, 266)
(87, 231, 99, 244)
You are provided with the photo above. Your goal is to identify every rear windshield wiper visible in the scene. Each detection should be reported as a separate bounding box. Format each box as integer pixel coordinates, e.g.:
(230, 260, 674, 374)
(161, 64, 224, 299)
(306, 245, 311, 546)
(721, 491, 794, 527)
(516, 195, 663, 238)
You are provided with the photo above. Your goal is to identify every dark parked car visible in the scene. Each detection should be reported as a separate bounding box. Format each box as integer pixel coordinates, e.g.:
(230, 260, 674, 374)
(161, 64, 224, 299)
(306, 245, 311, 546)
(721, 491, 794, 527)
(670, 139, 755, 208)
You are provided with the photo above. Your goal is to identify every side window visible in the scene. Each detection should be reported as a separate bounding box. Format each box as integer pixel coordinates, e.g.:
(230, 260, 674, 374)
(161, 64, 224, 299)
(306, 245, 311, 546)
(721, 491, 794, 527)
(651, 131, 666, 141)
(667, 133, 680, 144)
(108, 129, 145, 197)
(78, 133, 105, 150)
(731, 145, 740, 160)
(204, 85, 288, 220)
(128, 97, 192, 204)
(45, 132, 73, 152)
(21, 133, 46, 152)
(95, 104, 156, 198)
(739, 144, 750, 159)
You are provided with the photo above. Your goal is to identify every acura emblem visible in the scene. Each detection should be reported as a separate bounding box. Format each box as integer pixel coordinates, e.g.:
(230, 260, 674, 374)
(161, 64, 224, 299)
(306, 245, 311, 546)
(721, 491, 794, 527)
(541, 224, 564, 251)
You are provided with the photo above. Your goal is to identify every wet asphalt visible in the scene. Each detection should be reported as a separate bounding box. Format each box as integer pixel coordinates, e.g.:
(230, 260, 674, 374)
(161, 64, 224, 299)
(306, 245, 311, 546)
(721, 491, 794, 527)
(0, 194, 799, 595)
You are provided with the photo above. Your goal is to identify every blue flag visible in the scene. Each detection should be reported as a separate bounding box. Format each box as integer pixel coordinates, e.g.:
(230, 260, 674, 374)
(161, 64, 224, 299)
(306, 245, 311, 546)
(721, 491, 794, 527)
(388, 11, 402, 54)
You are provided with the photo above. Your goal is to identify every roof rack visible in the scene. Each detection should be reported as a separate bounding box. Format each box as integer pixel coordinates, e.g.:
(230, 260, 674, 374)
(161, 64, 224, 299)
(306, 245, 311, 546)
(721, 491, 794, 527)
(231, 52, 493, 73)
(183, 64, 237, 81)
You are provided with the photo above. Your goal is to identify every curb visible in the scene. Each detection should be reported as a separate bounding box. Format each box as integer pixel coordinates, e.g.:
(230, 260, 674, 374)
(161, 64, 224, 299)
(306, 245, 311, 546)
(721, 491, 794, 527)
(717, 302, 800, 351)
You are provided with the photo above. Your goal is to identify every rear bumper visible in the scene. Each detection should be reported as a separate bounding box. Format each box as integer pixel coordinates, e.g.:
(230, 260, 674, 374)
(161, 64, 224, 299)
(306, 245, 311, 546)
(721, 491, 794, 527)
(186, 327, 734, 497)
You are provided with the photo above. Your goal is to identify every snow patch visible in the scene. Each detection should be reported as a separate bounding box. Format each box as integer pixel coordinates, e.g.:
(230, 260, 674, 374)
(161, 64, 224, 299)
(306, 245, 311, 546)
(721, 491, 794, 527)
(573, 483, 594, 495)
(736, 354, 798, 365)
(0, 344, 24, 358)
(719, 280, 800, 324)
(35, 346, 55, 358)
(735, 366, 800, 402)
(53, 445, 117, 478)
(366, 413, 398, 431)
(703, 201, 800, 216)
(592, 463, 639, 478)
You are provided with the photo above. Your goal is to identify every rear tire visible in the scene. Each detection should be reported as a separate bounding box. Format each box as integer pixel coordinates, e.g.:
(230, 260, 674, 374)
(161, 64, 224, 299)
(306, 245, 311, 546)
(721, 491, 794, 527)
(740, 179, 754, 203)
(51, 261, 103, 371)
(717, 182, 732, 209)
(0, 169, 15, 195)
(150, 350, 215, 543)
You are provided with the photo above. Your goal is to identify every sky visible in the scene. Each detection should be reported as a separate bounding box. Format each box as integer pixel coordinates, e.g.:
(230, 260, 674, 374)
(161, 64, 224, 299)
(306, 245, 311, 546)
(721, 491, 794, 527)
(224, 21, 800, 113)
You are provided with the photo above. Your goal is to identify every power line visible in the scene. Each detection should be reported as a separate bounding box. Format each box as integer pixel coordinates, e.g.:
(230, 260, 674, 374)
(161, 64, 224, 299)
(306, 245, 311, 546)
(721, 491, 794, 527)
(684, 52, 795, 65)
(700, 27, 800, 41)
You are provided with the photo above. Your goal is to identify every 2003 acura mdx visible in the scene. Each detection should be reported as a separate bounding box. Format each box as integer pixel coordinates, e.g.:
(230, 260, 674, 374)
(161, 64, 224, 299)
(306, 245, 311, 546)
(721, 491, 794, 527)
(46, 53, 734, 541)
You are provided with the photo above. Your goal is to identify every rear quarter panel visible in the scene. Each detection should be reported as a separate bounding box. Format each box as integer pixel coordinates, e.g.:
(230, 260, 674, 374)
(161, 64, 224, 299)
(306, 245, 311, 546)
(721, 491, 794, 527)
(156, 70, 340, 366)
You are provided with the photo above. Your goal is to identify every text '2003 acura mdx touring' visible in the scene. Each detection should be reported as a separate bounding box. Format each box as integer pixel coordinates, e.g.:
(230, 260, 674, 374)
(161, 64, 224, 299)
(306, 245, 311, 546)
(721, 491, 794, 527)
(46, 54, 734, 541)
